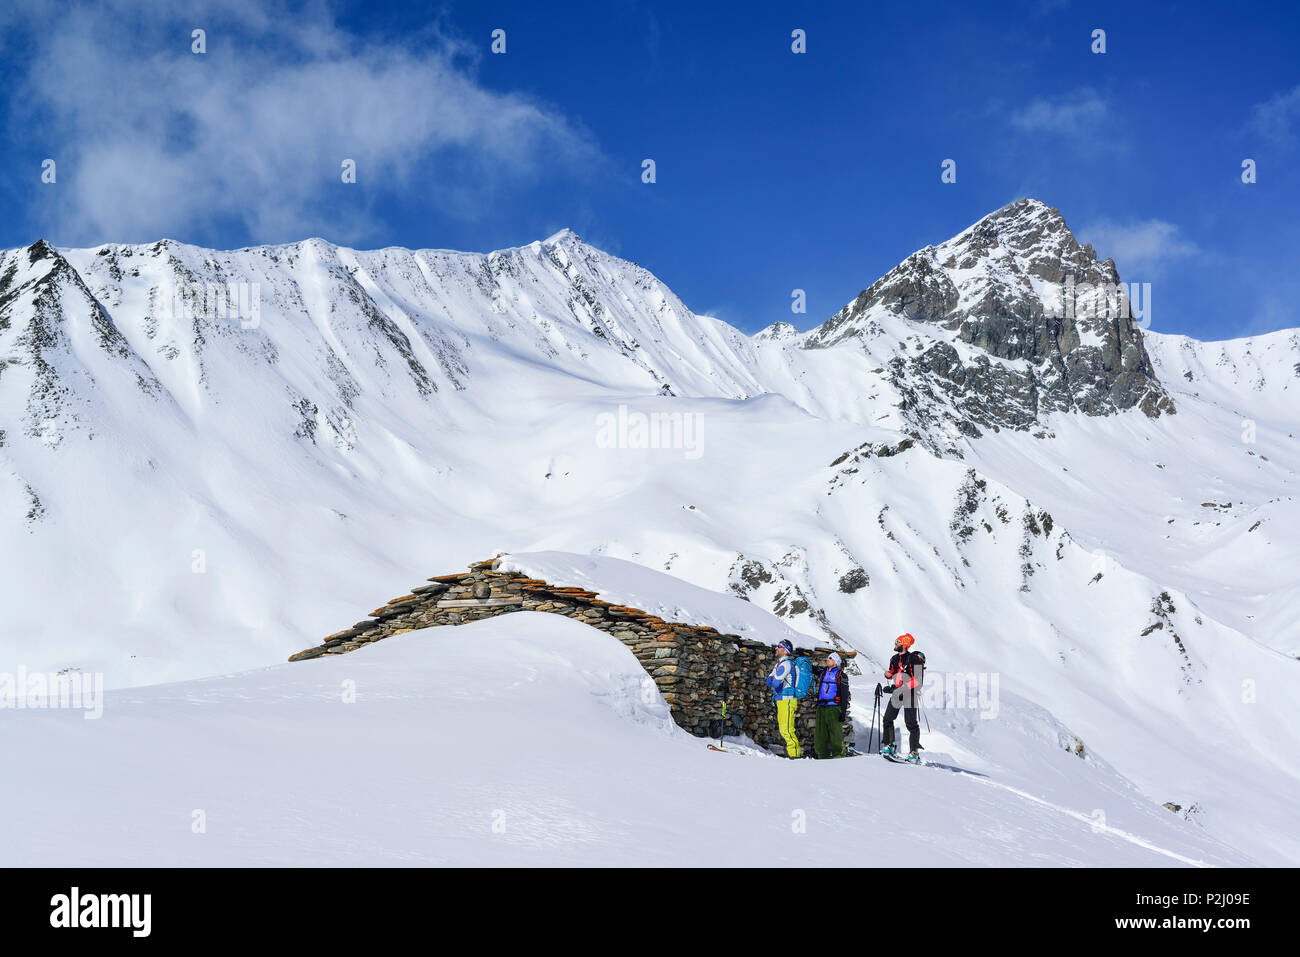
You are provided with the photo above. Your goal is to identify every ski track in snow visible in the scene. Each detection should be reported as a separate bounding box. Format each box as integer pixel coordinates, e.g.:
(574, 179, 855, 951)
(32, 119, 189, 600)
(955, 771, 1211, 867)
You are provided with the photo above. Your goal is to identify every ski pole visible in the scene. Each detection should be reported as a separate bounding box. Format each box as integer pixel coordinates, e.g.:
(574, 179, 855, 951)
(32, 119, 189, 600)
(876, 684, 883, 753)
(871, 683, 882, 753)
(873, 686, 883, 748)
(868, 685, 875, 752)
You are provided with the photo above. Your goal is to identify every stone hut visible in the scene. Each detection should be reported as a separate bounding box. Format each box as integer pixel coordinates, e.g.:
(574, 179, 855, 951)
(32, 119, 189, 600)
(289, 558, 856, 755)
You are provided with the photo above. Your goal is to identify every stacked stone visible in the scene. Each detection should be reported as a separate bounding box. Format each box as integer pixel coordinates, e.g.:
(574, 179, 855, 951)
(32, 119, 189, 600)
(288, 558, 855, 755)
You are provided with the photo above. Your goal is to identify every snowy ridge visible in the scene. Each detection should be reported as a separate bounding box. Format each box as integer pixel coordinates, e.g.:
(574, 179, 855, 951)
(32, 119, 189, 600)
(1147, 326, 1300, 404)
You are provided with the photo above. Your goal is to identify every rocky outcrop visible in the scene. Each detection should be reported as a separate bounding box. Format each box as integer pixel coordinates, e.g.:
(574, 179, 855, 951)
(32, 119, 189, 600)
(289, 558, 856, 754)
(1143, 591, 1196, 685)
(804, 199, 1176, 440)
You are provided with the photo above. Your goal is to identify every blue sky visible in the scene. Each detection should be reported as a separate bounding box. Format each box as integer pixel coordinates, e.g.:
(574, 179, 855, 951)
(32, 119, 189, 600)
(2, 0, 1298, 339)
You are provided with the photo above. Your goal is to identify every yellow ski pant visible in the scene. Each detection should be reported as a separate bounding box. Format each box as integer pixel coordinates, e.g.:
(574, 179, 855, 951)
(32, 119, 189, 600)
(776, 698, 802, 758)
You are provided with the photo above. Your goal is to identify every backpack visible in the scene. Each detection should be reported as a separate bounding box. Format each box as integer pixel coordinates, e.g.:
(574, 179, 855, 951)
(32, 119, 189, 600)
(792, 656, 814, 698)
(895, 650, 926, 676)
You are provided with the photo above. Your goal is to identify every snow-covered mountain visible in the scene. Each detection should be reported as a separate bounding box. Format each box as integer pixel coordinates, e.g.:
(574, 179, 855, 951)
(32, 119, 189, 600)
(3, 198, 1298, 864)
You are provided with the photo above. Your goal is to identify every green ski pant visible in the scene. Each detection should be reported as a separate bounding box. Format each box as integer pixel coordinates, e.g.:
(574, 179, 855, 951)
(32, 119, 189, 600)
(814, 705, 845, 758)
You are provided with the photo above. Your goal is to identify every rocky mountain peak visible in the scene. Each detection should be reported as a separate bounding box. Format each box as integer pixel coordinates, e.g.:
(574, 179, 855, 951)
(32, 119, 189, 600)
(26, 238, 60, 266)
(946, 199, 1092, 275)
(803, 199, 1174, 443)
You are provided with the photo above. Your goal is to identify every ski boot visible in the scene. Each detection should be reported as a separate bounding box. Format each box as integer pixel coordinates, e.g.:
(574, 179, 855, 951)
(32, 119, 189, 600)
(880, 743, 896, 758)
(905, 749, 921, 764)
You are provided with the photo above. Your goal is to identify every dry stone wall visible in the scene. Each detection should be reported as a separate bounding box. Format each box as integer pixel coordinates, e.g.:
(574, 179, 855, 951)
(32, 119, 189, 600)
(289, 558, 855, 755)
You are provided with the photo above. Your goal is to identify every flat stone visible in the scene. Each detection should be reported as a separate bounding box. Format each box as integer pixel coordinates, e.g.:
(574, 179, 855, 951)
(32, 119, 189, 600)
(412, 583, 449, 595)
(435, 599, 523, 608)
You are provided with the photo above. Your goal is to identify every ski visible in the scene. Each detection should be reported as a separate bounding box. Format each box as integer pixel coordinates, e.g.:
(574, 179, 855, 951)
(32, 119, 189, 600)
(879, 753, 984, 775)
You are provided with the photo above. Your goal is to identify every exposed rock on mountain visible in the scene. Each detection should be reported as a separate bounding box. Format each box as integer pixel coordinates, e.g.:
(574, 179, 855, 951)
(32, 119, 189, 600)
(803, 199, 1175, 437)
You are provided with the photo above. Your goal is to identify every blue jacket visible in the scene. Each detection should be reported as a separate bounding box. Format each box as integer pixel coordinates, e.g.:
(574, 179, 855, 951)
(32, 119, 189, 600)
(817, 667, 843, 707)
(766, 658, 795, 701)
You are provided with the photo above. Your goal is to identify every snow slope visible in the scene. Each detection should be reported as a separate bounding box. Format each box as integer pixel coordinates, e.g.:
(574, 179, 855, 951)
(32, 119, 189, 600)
(0, 613, 1249, 867)
(2, 198, 1297, 866)
(962, 330, 1300, 655)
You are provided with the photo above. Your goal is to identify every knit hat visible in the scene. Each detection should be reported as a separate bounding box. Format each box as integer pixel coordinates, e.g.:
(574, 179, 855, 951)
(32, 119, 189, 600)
(896, 633, 915, 650)
(827, 651, 841, 666)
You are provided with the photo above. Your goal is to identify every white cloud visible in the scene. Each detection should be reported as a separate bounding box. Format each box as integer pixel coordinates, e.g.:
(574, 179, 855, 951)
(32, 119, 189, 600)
(1249, 85, 1300, 146)
(12, 0, 600, 245)
(1077, 219, 1198, 276)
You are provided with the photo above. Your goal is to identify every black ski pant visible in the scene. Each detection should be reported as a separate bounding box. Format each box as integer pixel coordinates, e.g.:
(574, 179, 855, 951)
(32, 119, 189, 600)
(881, 700, 920, 752)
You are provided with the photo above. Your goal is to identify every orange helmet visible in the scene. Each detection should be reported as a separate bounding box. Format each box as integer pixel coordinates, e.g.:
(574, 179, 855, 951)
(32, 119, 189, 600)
(896, 633, 915, 649)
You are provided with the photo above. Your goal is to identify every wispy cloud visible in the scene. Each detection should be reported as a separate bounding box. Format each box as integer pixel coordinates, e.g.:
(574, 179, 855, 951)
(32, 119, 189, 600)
(9, 0, 601, 245)
(1238, 292, 1298, 338)
(1009, 88, 1111, 139)
(1077, 219, 1198, 276)
(1029, 0, 1072, 15)
(1248, 85, 1300, 146)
